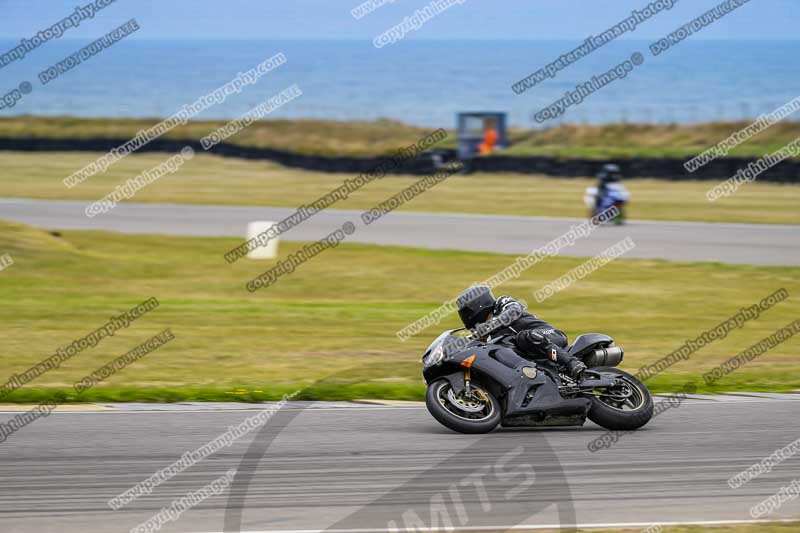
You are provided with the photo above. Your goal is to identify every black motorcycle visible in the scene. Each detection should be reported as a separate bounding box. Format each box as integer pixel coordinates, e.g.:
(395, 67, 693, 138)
(422, 329, 653, 434)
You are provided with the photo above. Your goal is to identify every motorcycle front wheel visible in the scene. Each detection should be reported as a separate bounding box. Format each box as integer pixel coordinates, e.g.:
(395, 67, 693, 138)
(425, 379, 501, 434)
(584, 367, 653, 431)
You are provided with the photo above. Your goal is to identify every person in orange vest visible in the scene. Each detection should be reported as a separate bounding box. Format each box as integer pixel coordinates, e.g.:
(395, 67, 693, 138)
(478, 119, 498, 155)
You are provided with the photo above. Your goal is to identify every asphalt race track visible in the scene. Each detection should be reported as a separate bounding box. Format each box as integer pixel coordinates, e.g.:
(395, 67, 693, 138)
(2, 198, 798, 266)
(2, 200, 799, 532)
(1, 396, 799, 533)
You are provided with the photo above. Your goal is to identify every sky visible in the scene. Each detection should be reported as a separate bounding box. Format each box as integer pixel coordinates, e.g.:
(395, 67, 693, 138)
(0, 0, 797, 41)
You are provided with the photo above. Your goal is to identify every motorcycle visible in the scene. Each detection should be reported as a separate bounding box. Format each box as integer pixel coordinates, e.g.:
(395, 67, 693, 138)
(583, 183, 630, 225)
(422, 329, 653, 434)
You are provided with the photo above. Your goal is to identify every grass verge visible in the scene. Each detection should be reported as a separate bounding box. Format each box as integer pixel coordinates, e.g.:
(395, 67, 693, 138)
(2, 116, 800, 159)
(574, 524, 800, 533)
(1, 151, 798, 225)
(0, 220, 798, 402)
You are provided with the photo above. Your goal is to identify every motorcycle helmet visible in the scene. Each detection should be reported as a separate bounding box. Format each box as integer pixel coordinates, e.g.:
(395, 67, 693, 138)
(457, 285, 496, 329)
(598, 163, 622, 183)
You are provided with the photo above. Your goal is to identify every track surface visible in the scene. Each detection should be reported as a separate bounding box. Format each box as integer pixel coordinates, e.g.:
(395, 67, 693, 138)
(2, 198, 798, 265)
(1, 397, 799, 532)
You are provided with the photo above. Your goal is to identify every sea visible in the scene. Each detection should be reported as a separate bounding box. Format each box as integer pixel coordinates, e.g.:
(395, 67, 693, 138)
(1, 39, 798, 128)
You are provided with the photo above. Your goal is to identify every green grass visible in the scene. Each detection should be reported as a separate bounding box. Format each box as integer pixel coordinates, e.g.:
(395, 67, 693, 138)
(1, 220, 798, 403)
(0, 116, 436, 158)
(482, 524, 800, 533)
(482, 523, 800, 533)
(2, 151, 798, 225)
(3, 116, 800, 159)
(573, 525, 800, 533)
(502, 121, 800, 160)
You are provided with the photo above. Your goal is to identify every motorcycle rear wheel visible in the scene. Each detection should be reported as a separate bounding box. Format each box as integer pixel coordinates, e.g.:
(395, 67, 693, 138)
(613, 204, 626, 225)
(585, 367, 653, 431)
(425, 379, 501, 434)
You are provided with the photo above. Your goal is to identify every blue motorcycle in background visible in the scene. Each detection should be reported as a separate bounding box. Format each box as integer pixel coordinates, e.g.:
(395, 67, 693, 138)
(584, 163, 630, 225)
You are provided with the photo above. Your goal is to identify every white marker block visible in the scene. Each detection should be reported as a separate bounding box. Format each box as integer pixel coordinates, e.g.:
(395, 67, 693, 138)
(246, 221, 279, 259)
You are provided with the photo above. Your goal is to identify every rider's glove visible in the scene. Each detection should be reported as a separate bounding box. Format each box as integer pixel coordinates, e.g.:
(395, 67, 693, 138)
(518, 330, 548, 348)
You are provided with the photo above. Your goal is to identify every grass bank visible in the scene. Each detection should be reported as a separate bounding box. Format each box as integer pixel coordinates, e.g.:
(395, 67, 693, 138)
(580, 524, 800, 533)
(1, 221, 798, 402)
(2, 116, 799, 159)
(1, 151, 798, 225)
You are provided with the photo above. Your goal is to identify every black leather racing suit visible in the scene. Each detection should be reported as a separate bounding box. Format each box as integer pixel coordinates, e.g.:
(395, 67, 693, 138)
(471, 296, 578, 371)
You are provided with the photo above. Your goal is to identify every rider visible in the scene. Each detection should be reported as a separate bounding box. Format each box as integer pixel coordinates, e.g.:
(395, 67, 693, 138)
(456, 285, 587, 379)
(595, 163, 623, 210)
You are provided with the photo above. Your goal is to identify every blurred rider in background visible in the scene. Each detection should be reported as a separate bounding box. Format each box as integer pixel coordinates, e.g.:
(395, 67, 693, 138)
(595, 163, 623, 211)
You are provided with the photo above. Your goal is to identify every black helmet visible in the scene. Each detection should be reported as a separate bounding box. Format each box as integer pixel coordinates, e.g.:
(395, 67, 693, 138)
(598, 163, 622, 183)
(457, 285, 496, 329)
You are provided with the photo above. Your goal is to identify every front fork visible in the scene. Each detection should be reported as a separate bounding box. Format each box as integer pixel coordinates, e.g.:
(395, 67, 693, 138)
(461, 367, 491, 404)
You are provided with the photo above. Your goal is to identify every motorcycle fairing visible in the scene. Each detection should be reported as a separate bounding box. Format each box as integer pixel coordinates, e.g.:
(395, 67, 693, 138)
(433, 343, 592, 426)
